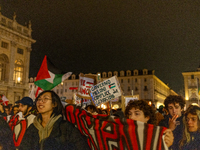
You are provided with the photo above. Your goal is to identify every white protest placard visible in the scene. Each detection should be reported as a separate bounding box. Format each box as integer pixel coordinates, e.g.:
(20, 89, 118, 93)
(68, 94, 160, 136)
(74, 93, 91, 105)
(89, 76, 122, 106)
(121, 95, 139, 112)
(77, 73, 97, 99)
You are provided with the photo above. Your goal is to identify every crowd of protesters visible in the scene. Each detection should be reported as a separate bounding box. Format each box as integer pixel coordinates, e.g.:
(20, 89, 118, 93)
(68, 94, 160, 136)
(0, 91, 200, 150)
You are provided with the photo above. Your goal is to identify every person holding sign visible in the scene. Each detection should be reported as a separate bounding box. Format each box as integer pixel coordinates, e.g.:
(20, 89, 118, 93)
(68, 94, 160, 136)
(19, 90, 89, 150)
(125, 99, 174, 148)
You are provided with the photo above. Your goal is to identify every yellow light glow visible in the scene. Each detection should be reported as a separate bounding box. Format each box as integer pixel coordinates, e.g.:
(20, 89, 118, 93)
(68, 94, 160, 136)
(157, 102, 164, 109)
(113, 104, 119, 110)
(185, 96, 189, 100)
(17, 77, 21, 82)
(148, 101, 152, 106)
(61, 82, 63, 85)
(101, 104, 106, 109)
(191, 103, 199, 106)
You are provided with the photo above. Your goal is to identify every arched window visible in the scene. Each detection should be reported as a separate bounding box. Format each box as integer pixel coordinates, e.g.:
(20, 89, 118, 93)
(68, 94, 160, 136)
(113, 71, 118, 76)
(134, 70, 138, 75)
(102, 72, 107, 78)
(120, 71, 124, 77)
(108, 71, 112, 77)
(13, 59, 24, 83)
(0, 54, 8, 81)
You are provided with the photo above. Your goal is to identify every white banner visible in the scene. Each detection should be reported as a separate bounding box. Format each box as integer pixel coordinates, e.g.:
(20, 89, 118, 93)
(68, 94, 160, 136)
(77, 74, 96, 99)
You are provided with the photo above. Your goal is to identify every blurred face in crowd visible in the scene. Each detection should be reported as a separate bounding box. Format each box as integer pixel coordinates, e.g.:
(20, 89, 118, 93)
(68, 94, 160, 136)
(4, 108, 10, 116)
(36, 92, 55, 116)
(13, 107, 19, 115)
(186, 113, 198, 132)
(128, 107, 149, 123)
(18, 103, 31, 117)
(167, 103, 182, 117)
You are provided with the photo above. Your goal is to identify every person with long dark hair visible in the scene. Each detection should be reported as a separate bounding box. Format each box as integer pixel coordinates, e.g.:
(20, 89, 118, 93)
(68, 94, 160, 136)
(19, 90, 89, 150)
(179, 105, 200, 150)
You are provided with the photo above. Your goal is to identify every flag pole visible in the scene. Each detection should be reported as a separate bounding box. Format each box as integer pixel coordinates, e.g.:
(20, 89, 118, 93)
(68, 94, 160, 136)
(81, 98, 83, 108)
(109, 101, 112, 116)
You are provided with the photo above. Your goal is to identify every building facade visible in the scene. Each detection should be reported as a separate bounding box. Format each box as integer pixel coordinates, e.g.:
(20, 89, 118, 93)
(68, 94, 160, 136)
(0, 11, 36, 104)
(182, 67, 200, 106)
(29, 69, 177, 108)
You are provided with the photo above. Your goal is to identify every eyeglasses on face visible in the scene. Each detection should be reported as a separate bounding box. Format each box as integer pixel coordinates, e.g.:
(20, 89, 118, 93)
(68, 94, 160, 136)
(37, 97, 52, 103)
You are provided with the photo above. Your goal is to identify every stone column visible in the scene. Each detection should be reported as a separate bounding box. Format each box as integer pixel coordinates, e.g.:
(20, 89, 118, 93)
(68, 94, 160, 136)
(9, 41, 17, 86)
(24, 47, 31, 87)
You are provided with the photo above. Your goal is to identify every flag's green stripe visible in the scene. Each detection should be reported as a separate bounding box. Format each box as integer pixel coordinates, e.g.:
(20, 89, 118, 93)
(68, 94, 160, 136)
(35, 80, 54, 90)
(34, 74, 63, 90)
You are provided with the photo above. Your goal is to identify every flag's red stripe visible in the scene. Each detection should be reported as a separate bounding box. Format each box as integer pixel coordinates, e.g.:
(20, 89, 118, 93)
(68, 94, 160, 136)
(86, 82, 93, 85)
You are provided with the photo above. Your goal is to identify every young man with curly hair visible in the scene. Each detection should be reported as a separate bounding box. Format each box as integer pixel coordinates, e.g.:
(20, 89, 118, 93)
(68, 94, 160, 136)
(125, 99, 174, 147)
(159, 95, 186, 150)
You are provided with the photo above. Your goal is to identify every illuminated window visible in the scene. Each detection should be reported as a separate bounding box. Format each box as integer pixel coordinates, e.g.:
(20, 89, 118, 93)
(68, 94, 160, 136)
(0, 54, 8, 81)
(13, 59, 23, 83)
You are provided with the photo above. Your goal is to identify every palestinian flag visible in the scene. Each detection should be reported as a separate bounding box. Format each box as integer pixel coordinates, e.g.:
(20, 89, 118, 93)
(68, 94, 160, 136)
(34, 55, 72, 90)
(0, 95, 9, 106)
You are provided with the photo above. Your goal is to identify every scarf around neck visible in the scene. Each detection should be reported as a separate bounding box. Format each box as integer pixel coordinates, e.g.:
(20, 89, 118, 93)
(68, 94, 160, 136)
(33, 114, 62, 143)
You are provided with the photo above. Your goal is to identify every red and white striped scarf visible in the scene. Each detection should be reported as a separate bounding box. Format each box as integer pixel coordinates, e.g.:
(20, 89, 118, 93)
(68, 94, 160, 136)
(65, 105, 168, 150)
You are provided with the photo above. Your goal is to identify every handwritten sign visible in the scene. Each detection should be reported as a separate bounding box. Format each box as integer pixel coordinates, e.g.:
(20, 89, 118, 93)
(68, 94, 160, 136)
(77, 73, 97, 99)
(89, 76, 122, 106)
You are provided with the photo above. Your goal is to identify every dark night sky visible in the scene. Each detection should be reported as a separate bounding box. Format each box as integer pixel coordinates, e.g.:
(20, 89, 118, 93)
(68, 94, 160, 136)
(1, 0, 200, 93)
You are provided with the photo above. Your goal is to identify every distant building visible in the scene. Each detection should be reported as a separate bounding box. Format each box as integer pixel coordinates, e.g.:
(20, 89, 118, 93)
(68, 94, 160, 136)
(182, 66, 200, 106)
(0, 10, 36, 104)
(29, 69, 177, 107)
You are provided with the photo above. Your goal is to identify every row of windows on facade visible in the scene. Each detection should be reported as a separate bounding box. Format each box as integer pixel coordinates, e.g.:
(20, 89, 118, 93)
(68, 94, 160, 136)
(1, 17, 29, 34)
(1, 41, 24, 55)
(69, 69, 150, 79)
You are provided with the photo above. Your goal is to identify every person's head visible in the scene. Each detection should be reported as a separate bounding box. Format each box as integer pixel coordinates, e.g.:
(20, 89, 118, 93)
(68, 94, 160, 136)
(4, 106, 11, 116)
(125, 99, 156, 125)
(17, 97, 33, 117)
(85, 105, 98, 114)
(180, 105, 200, 148)
(12, 105, 19, 115)
(185, 105, 200, 132)
(35, 90, 63, 117)
(164, 95, 185, 117)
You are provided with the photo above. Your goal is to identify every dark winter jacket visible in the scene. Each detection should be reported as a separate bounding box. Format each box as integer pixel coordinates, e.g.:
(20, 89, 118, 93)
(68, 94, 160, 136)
(180, 131, 200, 150)
(0, 117, 15, 150)
(159, 114, 184, 150)
(19, 117, 90, 150)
